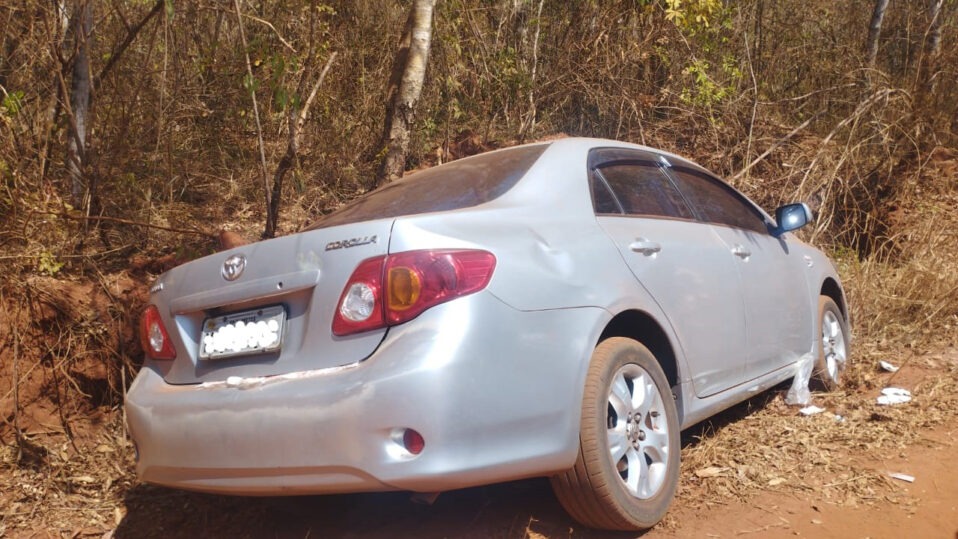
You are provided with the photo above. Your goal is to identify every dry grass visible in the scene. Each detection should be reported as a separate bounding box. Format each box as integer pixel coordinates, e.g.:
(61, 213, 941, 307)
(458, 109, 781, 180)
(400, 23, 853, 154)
(838, 152, 958, 344)
(678, 345, 958, 513)
(0, 418, 135, 536)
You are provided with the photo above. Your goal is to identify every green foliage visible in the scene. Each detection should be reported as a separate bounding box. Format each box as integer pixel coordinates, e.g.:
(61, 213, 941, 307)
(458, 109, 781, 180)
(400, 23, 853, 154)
(678, 56, 741, 109)
(38, 251, 64, 276)
(1, 91, 24, 116)
(242, 72, 259, 94)
(268, 53, 303, 113)
(663, 0, 726, 35)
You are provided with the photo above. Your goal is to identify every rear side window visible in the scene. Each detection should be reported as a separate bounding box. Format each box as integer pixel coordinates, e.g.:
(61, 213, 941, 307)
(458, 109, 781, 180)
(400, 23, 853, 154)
(309, 144, 548, 229)
(667, 166, 769, 234)
(593, 163, 694, 219)
(590, 173, 622, 214)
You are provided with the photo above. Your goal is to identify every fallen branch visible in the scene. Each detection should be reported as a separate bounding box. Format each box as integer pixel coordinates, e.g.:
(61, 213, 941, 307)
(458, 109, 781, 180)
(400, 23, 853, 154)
(731, 113, 820, 182)
(33, 211, 216, 238)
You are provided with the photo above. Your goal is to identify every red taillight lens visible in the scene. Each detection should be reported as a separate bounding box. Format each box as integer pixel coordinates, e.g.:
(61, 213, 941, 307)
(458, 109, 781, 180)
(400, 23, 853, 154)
(332, 256, 387, 336)
(332, 249, 496, 336)
(139, 305, 176, 360)
(402, 428, 425, 455)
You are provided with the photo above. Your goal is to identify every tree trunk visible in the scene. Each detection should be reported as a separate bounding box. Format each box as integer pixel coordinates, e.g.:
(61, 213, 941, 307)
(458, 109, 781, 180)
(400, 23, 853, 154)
(67, 1, 93, 207)
(375, 0, 438, 186)
(926, 0, 944, 59)
(917, 0, 945, 112)
(865, 0, 890, 68)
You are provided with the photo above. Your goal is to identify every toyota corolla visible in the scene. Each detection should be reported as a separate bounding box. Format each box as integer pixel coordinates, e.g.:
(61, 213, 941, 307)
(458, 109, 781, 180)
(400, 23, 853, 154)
(125, 137, 850, 531)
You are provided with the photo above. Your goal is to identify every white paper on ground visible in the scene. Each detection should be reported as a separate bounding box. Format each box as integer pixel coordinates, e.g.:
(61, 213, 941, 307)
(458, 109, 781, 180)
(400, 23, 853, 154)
(888, 472, 915, 482)
(877, 387, 912, 405)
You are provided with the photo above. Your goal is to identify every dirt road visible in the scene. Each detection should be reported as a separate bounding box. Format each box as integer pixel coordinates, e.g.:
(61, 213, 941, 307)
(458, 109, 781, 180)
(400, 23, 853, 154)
(651, 418, 958, 539)
(107, 417, 958, 538)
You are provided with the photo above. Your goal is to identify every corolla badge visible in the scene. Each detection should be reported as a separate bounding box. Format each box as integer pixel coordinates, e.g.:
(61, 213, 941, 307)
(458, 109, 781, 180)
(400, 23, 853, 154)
(222, 254, 247, 281)
(325, 235, 378, 251)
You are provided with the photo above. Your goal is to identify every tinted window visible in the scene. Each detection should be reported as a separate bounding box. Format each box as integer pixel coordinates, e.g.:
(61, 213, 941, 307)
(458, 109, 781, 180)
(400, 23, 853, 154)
(595, 163, 693, 219)
(308, 144, 548, 229)
(667, 166, 768, 234)
(590, 173, 623, 214)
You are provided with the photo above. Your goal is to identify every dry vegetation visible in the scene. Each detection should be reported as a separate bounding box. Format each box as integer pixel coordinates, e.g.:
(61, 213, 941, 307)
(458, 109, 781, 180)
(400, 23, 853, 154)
(1, 0, 957, 536)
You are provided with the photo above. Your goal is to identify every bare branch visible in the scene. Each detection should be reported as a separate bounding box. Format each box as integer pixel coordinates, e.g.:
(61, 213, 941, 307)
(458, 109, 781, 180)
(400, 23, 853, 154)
(34, 211, 216, 238)
(233, 0, 271, 224)
(263, 52, 338, 238)
(240, 12, 297, 53)
(95, 0, 164, 86)
(730, 113, 820, 182)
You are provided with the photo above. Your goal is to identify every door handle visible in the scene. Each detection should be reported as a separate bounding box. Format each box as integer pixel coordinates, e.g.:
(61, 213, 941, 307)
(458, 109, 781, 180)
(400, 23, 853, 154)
(630, 238, 662, 256)
(731, 245, 751, 260)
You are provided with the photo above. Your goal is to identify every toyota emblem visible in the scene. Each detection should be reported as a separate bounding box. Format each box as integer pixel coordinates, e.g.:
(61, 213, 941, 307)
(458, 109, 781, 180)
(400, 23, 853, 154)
(221, 254, 247, 281)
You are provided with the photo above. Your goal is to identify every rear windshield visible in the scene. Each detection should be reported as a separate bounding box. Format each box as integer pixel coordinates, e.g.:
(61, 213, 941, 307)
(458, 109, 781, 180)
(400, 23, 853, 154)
(308, 144, 548, 229)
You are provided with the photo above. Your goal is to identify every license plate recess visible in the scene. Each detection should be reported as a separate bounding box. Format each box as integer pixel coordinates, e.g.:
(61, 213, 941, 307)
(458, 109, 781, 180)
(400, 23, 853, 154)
(200, 305, 286, 360)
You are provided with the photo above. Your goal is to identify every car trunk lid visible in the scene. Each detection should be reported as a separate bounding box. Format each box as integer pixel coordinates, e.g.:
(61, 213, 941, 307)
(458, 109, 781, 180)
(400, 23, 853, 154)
(149, 220, 392, 384)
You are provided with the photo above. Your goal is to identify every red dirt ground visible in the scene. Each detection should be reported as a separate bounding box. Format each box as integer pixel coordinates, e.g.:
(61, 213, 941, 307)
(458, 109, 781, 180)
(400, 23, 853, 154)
(649, 418, 958, 539)
(104, 416, 958, 538)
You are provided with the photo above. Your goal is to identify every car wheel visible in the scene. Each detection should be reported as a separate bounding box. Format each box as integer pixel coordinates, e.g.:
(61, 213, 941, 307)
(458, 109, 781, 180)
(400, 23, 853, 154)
(550, 337, 680, 531)
(814, 296, 850, 390)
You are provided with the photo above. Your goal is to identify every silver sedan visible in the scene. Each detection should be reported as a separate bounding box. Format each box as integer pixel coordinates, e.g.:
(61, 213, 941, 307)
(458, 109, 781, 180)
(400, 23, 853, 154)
(126, 137, 850, 531)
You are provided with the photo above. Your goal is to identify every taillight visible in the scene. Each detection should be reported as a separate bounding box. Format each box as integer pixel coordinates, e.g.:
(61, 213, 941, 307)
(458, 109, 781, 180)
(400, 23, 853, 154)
(333, 249, 496, 336)
(140, 304, 177, 360)
(332, 257, 386, 336)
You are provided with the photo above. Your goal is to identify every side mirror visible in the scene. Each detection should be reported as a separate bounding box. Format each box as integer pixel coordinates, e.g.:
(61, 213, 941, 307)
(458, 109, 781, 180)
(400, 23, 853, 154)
(774, 203, 813, 235)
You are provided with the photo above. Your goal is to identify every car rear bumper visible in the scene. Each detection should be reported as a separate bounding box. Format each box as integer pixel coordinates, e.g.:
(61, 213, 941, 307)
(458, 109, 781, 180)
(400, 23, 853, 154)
(125, 294, 606, 495)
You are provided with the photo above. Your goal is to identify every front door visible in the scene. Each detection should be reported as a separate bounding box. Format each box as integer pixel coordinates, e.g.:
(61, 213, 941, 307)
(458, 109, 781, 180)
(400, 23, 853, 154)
(589, 148, 750, 397)
(665, 163, 814, 379)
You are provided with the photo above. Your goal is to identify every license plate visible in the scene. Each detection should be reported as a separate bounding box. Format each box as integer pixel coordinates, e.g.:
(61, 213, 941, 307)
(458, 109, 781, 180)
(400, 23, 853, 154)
(200, 305, 286, 360)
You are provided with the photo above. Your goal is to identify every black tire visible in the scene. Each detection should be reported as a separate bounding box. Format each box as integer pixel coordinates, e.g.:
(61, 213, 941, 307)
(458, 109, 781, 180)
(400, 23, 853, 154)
(550, 337, 680, 531)
(813, 296, 850, 391)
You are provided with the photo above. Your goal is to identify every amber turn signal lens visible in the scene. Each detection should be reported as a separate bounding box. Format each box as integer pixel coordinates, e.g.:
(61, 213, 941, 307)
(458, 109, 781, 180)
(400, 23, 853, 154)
(387, 266, 422, 311)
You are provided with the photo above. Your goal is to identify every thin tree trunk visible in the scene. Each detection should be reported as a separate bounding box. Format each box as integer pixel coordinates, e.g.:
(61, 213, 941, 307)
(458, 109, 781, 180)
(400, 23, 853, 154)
(926, 0, 944, 59)
(917, 0, 945, 110)
(865, 0, 890, 68)
(67, 1, 93, 207)
(753, 0, 764, 72)
(518, 0, 544, 141)
(263, 52, 338, 239)
(233, 0, 271, 229)
(375, 0, 438, 186)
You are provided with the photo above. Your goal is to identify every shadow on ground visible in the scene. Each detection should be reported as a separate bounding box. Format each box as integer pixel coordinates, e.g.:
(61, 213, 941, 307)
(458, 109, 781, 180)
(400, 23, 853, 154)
(116, 479, 588, 538)
(115, 386, 788, 538)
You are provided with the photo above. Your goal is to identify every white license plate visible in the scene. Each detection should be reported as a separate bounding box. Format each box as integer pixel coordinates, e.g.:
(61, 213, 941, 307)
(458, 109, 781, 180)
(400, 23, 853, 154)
(200, 305, 286, 360)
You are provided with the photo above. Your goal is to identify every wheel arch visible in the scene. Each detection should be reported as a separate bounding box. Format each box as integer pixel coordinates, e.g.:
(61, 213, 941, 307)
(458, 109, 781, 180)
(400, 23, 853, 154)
(597, 310, 680, 390)
(820, 277, 847, 320)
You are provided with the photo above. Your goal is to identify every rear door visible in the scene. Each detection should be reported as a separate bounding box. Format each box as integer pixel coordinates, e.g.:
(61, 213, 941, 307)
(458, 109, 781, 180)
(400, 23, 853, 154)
(664, 162, 814, 378)
(590, 148, 749, 397)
